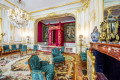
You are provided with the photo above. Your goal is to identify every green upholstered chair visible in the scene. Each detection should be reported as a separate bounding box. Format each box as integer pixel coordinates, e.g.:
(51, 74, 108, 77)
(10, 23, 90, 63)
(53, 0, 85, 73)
(80, 48, 89, 61)
(32, 45, 38, 53)
(52, 48, 62, 57)
(3, 45, 11, 55)
(28, 55, 55, 80)
(52, 48, 65, 64)
(11, 45, 19, 51)
(59, 46, 65, 54)
(20, 45, 27, 54)
(19, 44, 22, 50)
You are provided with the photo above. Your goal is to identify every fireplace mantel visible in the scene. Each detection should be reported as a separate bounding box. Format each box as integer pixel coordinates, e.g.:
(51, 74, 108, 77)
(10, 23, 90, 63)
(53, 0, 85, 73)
(90, 42, 120, 61)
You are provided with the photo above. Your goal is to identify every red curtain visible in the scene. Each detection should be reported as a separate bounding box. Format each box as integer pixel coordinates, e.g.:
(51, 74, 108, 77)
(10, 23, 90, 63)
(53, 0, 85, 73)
(37, 22, 42, 42)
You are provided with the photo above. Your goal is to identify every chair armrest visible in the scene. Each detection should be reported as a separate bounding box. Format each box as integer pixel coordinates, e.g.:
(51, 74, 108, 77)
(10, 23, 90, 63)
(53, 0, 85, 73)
(31, 70, 46, 80)
(40, 61, 49, 66)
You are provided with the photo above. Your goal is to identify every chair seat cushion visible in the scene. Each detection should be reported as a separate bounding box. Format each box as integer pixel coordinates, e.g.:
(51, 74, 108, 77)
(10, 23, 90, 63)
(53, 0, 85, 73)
(12, 48, 19, 50)
(5, 49, 11, 52)
(20, 50, 27, 51)
(53, 56, 65, 63)
(32, 49, 37, 51)
(31, 70, 45, 80)
(81, 56, 87, 61)
(40, 61, 49, 67)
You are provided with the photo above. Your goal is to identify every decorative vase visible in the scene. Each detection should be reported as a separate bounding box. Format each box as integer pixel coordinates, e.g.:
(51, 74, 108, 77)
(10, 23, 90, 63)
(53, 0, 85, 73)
(91, 26, 100, 42)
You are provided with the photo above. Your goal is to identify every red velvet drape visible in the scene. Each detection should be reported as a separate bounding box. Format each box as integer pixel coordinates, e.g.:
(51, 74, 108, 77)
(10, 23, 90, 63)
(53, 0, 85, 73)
(37, 22, 42, 42)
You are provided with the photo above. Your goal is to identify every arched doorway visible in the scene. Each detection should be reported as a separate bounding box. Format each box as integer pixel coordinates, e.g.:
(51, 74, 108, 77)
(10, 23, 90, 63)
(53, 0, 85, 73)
(34, 14, 76, 53)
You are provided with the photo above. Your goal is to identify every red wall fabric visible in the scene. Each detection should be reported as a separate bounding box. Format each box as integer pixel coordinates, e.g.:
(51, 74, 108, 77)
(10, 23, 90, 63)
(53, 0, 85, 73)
(38, 21, 75, 43)
(37, 22, 43, 42)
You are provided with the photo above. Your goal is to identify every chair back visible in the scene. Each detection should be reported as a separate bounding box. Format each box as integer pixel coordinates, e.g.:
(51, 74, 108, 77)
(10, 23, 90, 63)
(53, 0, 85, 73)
(61, 46, 65, 52)
(22, 45, 27, 50)
(28, 55, 41, 72)
(52, 48, 60, 56)
(3, 45, 9, 50)
(19, 44, 22, 49)
(33, 45, 38, 50)
(85, 48, 89, 53)
(12, 45, 17, 49)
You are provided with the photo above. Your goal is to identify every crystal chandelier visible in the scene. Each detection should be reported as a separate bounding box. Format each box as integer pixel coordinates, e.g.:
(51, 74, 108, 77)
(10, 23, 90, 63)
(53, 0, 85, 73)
(8, 0, 29, 28)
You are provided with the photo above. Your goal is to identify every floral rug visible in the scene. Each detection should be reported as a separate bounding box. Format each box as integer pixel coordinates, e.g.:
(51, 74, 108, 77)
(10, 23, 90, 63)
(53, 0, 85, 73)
(0, 52, 75, 80)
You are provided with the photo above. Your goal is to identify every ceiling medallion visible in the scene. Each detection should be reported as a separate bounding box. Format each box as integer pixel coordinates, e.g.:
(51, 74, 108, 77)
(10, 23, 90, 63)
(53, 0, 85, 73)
(8, 0, 29, 28)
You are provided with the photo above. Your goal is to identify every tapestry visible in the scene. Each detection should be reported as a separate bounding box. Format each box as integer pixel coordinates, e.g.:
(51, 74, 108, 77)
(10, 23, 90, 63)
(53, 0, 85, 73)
(64, 23, 75, 42)
(42, 24, 49, 41)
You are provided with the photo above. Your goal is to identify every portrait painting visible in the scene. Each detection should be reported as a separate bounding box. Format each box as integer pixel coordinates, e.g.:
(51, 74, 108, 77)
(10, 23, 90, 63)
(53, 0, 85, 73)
(64, 23, 75, 42)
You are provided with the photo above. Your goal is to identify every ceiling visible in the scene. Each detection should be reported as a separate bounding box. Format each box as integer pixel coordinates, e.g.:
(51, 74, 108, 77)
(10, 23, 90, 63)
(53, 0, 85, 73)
(6, 0, 79, 12)
(41, 16, 75, 24)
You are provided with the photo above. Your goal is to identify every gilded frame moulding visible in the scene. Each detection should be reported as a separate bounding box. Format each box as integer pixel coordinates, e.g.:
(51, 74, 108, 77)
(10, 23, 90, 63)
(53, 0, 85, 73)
(3, 9, 8, 43)
(14, 27, 22, 42)
(87, 50, 97, 80)
(30, 0, 86, 14)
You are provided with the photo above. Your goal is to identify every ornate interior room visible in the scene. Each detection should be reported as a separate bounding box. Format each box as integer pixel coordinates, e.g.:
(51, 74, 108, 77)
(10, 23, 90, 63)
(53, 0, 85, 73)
(0, 0, 120, 80)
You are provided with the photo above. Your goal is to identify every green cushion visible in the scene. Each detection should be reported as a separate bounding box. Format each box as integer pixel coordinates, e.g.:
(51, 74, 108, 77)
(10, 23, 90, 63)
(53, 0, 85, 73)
(12, 45, 18, 50)
(52, 48, 62, 56)
(40, 61, 49, 67)
(81, 56, 87, 61)
(19, 44, 22, 49)
(53, 56, 65, 63)
(31, 70, 45, 80)
(3, 45, 10, 51)
(29, 55, 55, 80)
(32, 45, 38, 51)
(29, 55, 41, 70)
(5, 49, 11, 52)
(20, 45, 27, 51)
(60, 46, 64, 54)
(45, 64, 55, 80)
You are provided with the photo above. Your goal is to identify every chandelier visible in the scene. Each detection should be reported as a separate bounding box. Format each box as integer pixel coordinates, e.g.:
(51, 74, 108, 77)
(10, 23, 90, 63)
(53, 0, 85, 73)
(8, 0, 29, 28)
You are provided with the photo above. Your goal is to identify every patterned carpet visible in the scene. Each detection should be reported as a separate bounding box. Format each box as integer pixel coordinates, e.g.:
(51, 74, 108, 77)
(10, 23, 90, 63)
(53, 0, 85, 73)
(0, 52, 75, 80)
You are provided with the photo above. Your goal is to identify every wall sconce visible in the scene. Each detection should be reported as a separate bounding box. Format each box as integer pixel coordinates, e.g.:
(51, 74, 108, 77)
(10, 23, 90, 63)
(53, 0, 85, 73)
(26, 36, 30, 44)
(79, 35, 83, 52)
(1, 33, 6, 37)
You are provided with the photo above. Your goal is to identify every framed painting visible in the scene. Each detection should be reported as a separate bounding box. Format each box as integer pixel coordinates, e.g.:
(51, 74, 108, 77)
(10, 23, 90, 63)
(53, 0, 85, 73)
(64, 23, 75, 42)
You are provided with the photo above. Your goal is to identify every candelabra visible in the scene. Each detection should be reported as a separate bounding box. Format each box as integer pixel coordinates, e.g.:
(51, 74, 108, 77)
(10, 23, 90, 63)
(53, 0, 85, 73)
(79, 35, 83, 52)
(1, 33, 6, 37)
(26, 36, 30, 44)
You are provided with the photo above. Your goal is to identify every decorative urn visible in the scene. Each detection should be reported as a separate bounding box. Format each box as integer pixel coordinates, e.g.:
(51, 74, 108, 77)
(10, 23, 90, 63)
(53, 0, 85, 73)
(91, 26, 100, 42)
